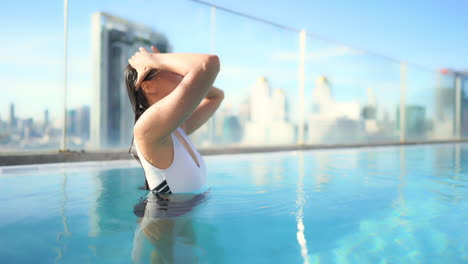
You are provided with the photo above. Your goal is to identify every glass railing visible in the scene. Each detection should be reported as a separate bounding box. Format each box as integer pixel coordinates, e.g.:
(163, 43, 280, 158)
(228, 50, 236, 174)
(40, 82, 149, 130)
(191, 6, 301, 147)
(0, 0, 465, 154)
(405, 67, 456, 141)
(304, 38, 403, 145)
(0, 0, 64, 152)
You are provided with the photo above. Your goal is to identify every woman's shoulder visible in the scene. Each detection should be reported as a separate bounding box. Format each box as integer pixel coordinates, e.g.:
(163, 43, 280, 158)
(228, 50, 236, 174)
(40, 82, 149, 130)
(133, 127, 177, 171)
(133, 120, 176, 146)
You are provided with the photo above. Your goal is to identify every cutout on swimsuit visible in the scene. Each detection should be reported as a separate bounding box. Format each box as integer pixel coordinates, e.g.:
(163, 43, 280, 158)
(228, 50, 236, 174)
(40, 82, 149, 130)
(174, 129, 200, 168)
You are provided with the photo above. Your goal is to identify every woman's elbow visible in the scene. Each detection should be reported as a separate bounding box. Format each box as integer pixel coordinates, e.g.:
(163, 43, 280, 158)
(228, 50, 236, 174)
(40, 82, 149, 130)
(218, 89, 225, 100)
(205, 55, 220, 73)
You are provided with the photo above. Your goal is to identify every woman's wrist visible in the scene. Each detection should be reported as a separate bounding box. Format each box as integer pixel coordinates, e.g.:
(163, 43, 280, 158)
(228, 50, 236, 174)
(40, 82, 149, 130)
(148, 53, 163, 70)
(147, 53, 217, 77)
(148, 53, 186, 75)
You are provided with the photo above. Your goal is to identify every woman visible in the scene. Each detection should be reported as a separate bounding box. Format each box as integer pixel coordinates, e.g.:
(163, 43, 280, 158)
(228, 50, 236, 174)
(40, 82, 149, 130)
(125, 46, 223, 194)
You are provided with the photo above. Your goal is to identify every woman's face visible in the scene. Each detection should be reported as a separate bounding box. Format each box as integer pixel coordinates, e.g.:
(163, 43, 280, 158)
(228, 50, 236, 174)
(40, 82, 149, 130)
(142, 70, 183, 99)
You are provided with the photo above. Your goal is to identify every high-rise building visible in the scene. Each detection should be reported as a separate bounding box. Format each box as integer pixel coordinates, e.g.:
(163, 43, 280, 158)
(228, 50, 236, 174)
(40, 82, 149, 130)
(250, 77, 273, 124)
(239, 98, 250, 125)
(77, 105, 91, 141)
(272, 88, 287, 122)
(91, 12, 171, 149)
(362, 87, 378, 133)
(43, 109, 49, 131)
(9, 103, 16, 130)
(308, 76, 362, 144)
(243, 77, 294, 145)
(22, 118, 34, 140)
(458, 71, 468, 137)
(67, 109, 78, 136)
(396, 105, 426, 138)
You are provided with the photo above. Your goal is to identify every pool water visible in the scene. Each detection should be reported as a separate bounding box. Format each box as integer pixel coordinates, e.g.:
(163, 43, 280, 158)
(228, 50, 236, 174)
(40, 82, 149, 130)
(0, 144, 467, 263)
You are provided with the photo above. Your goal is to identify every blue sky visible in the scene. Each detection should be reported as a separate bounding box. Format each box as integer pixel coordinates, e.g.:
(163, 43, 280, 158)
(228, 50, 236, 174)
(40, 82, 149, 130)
(211, 0, 468, 70)
(0, 0, 466, 122)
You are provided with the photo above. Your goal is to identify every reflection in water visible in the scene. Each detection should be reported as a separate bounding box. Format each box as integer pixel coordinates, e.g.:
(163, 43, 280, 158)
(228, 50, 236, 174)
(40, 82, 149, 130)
(132, 190, 210, 264)
(393, 147, 408, 227)
(313, 152, 334, 185)
(432, 144, 465, 204)
(55, 172, 71, 263)
(295, 153, 310, 264)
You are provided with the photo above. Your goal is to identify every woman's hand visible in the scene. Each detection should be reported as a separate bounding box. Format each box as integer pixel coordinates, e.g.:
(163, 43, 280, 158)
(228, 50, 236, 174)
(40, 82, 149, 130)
(128, 47, 158, 89)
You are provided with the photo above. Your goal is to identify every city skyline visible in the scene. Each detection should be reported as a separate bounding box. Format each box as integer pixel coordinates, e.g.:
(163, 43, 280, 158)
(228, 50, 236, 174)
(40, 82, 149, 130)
(0, 1, 466, 151)
(0, 102, 91, 151)
(1, 0, 465, 121)
(0, 71, 460, 151)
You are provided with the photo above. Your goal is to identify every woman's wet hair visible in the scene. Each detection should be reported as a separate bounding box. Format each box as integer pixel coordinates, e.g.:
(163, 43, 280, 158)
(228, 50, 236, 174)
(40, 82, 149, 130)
(124, 64, 151, 121)
(124, 64, 153, 190)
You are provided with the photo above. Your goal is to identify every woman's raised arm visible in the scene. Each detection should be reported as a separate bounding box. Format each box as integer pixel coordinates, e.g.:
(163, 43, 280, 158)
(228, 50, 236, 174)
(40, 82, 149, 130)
(129, 48, 220, 145)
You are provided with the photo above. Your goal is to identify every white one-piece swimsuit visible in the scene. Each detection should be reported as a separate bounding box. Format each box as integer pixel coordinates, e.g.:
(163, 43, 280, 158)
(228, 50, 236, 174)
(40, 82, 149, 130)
(134, 127, 206, 193)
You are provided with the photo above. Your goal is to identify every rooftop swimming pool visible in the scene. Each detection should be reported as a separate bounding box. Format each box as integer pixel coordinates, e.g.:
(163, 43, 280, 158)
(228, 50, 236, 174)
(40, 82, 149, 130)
(0, 144, 467, 263)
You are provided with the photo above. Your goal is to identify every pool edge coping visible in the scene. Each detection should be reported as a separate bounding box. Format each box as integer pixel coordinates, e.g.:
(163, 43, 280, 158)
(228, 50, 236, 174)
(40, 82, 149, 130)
(1, 139, 468, 167)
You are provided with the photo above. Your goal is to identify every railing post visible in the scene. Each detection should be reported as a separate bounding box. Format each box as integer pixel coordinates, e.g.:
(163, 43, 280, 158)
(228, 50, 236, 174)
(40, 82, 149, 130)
(399, 62, 406, 143)
(455, 76, 462, 139)
(210, 6, 216, 52)
(61, 0, 69, 151)
(209, 6, 216, 144)
(298, 29, 306, 145)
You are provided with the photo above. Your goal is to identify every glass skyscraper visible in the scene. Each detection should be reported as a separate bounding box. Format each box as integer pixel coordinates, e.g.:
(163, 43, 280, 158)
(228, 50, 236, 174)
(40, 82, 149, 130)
(90, 12, 171, 149)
